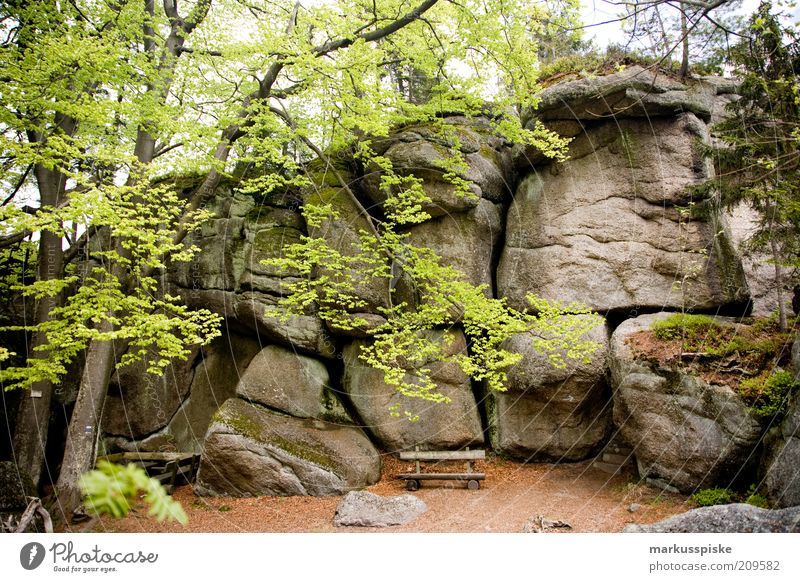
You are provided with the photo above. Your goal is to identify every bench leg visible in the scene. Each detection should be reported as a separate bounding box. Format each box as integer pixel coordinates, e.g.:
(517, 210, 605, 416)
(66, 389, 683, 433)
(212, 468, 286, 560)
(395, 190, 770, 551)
(406, 479, 420, 492)
(467, 479, 480, 491)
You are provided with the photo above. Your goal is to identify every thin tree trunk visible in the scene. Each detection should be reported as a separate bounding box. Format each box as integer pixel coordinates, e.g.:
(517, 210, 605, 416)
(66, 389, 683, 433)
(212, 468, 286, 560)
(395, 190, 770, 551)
(679, 4, 690, 79)
(12, 165, 66, 490)
(770, 236, 788, 332)
(52, 322, 120, 520)
(765, 198, 788, 331)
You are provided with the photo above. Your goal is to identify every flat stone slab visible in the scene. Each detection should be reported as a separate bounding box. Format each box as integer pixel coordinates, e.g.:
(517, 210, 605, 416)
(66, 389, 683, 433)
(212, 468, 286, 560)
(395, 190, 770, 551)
(333, 491, 427, 527)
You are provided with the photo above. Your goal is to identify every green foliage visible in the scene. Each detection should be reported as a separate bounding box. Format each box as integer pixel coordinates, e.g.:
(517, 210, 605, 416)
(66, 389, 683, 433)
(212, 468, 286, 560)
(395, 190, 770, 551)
(691, 484, 772, 508)
(738, 369, 800, 420)
(651, 314, 721, 341)
(0, 182, 221, 391)
(0, 0, 226, 392)
(700, 3, 800, 329)
(745, 484, 771, 509)
(691, 487, 737, 507)
(266, 189, 603, 404)
(0, 0, 583, 397)
(79, 461, 187, 525)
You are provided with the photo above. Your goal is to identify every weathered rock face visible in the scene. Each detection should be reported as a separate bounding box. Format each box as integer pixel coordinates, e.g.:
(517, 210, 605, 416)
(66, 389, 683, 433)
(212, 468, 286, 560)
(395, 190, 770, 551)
(342, 329, 483, 452)
(724, 202, 795, 318)
(333, 491, 427, 527)
(170, 188, 336, 358)
(303, 175, 391, 336)
(195, 398, 380, 497)
(610, 314, 763, 493)
(404, 199, 503, 293)
(105, 332, 261, 454)
(103, 345, 199, 439)
(360, 116, 515, 218)
(534, 65, 714, 123)
(487, 316, 611, 460)
(763, 408, 800, 508)
(624, 503, 800, 533)
(499, 114, 748, 314)
(236, 345, 351, 424)
(762, 335, 800, 507)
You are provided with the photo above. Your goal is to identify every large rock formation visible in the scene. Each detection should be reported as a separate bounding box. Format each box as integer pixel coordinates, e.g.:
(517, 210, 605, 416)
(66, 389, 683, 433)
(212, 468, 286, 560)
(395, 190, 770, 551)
(236, 345, 351, 424)
(610, 314, 763, 492)
(487, 316, 611, 460)
(342, 329, 483, 452)
(195, 398, 380, 496)
(499, 113, 747, 314)
(95, 69, 786, 501)
(404, 198, 503, 293)
(105, 332, 261, 454)
(103, 344, 199, 439)
(360, 116, 515, 217)
(170, 188, 336, 357)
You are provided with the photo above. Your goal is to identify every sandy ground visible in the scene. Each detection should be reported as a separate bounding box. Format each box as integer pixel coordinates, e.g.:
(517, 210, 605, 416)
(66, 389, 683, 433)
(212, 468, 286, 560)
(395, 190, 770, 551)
(80, 455, 691, 533)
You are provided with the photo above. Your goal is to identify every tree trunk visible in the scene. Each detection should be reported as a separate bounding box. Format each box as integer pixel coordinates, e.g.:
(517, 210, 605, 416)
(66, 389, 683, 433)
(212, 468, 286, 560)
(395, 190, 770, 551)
(679, 4, 690, 79)
(11, 165, 65, 490)
(52, 323, 120, 521)
(770, 236, 788, 332)
(765, 198, 788, 332)
(49, 0, 197, 517)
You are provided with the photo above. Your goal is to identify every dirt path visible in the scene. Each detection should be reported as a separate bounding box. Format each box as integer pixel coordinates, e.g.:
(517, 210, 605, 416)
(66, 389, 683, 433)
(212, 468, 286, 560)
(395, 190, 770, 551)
(83, 456, 690, 533)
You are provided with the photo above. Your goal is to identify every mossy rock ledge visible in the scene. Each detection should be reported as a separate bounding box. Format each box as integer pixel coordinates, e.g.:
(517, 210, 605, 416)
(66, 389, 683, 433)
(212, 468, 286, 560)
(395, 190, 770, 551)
(609, 313, 763, 493)
(194, 398, 381, 497)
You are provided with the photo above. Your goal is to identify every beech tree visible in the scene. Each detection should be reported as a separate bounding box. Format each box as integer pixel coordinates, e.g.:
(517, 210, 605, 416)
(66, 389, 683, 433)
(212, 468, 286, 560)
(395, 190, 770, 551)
(1, 0, 601, 519)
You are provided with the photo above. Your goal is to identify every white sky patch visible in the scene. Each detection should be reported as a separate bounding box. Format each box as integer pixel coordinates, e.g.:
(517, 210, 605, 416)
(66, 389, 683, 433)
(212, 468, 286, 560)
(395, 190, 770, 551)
(580, 0, 766, 49)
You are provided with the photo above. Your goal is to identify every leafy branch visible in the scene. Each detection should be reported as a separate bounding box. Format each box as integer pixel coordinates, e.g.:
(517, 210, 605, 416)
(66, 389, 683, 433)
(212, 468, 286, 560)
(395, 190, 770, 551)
(79, 461, 188, 525)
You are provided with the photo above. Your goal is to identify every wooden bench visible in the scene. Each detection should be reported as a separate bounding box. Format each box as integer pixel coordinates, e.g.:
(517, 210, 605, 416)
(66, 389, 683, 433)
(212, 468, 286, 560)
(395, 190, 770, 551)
(396, 448, 486, 491)
(96, 452, 201, 494)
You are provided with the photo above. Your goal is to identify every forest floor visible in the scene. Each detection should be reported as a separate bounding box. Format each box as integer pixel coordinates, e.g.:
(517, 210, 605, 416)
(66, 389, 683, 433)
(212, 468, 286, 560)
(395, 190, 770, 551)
(79, 455, 691, 533)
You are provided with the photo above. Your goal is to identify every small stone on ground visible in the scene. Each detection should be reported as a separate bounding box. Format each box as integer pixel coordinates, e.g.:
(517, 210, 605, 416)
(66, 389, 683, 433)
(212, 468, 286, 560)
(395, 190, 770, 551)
(333, 491, 427, 527)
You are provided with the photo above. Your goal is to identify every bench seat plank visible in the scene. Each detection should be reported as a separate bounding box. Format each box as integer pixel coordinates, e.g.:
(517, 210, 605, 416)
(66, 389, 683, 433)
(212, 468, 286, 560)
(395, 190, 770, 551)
(399, 450, 485, 461)
(396, 472, 486, 481)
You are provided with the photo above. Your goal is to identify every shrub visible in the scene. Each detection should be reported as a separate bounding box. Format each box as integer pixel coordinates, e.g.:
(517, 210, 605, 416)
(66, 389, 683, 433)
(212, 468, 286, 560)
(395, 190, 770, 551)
(745, 484, 770, 509)
(691, 485, 772, 508)
(651, 314, 720, 341)
(691, 487, 736, 507)
(738, 370, 800, 421)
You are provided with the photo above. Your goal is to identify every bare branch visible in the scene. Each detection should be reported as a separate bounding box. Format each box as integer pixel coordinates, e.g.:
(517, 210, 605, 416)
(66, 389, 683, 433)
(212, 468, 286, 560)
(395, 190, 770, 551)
(606, 0, 731, 11)
(1, 163, 32, 206)
(313, 0, 440, 57)
(152, 141, 184, 159)
(0, 231, 30, 250)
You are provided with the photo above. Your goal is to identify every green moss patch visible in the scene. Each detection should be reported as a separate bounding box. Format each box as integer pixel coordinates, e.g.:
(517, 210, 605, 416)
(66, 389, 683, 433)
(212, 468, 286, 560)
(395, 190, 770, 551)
(629, 314, 797, 421)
